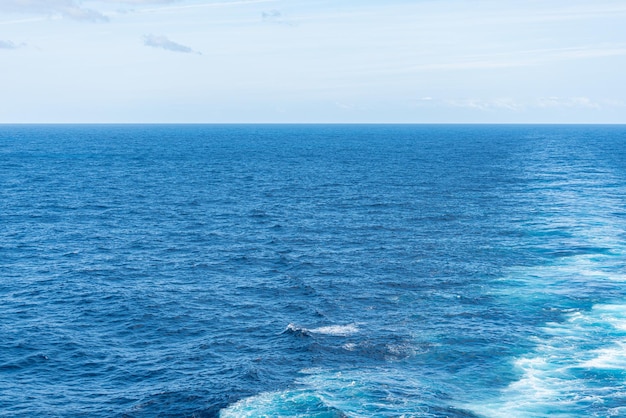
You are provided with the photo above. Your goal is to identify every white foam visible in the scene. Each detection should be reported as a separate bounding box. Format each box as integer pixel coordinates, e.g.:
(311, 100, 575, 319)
(463, 163, 626, 416)
(285, 323, 302, 333)
(608, 407, 626, 417)
(342, 342, 357, 351)
(467, 304, 626, 416)
(581, 340, 626, 369)
(221, 365, 439, 417)
(219, 390, 337, 418)
(310, 324, 359, 336)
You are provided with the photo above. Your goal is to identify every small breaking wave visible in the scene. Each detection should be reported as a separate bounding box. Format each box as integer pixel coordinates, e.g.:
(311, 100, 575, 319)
(283, 323, 359, 337)
(310, 324, 359, 336)
(219, 390, 347, 418)
(219, 368, 460, 418)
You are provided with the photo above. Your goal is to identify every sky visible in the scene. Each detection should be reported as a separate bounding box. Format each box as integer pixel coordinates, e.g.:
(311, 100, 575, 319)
(1, 0, 625, 123)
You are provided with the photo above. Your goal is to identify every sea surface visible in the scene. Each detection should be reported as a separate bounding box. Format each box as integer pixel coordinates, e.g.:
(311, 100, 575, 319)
(1, 124, 625, 417)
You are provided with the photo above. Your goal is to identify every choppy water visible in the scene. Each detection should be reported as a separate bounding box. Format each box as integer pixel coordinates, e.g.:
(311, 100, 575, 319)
(1, 124, 625, 417)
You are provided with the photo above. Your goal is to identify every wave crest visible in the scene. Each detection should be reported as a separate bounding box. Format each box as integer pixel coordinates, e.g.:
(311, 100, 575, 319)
(283, 323, 359, 337)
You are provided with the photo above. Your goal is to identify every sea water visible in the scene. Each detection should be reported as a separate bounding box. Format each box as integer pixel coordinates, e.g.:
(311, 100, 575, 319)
(1, 124, 625, 417)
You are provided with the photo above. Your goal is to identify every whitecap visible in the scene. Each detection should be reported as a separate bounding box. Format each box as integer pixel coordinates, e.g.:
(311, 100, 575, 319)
(284, 323, 359, 337)
(283, 323, 311, 337)
(342, 342, 357, 351)
(220, 390, 346, 418)
(221, 368, 432, 417)
(309, 324, 359, 336)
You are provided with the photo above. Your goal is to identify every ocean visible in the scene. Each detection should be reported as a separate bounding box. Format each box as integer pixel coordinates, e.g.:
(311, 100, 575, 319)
(1, 124, 625, 417)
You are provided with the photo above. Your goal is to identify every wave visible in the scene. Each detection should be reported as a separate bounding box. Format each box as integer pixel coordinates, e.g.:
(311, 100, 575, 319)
(468, 303, 626, 417)
(310, 324, 359, 336)
(465, 161, 626, 417)
(219, 368, 469, 418)
(283, 323, 359, 337)
(219, 390, 347, 418)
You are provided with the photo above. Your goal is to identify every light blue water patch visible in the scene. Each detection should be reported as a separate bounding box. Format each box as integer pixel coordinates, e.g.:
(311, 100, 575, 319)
(468, 302, 626, 417)
(476, 255, 626, 418)
(220, 389, 347, 418)
(221, 368, 472, 418)
(464, 128, 626, 418)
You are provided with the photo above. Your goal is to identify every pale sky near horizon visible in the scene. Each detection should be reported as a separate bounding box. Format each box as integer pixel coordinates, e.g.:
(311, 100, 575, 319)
(1, 0, 625, 123)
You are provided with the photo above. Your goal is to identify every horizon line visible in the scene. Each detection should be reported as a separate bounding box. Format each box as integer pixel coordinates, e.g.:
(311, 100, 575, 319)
(1, 122, 625, 126)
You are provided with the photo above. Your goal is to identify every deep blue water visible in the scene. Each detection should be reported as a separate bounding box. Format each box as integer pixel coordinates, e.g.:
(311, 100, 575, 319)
(1, 124, 626, 417)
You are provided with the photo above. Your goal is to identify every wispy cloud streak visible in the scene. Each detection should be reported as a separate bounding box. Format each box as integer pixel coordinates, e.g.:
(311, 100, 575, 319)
(143, 34, 200, 54)
(0, 40, 18, 49)
(439, 97, 624, 111)
(0, 0, 184, 22)
(138, 0, 275, 14)
(261, 9, 295, 26)
(262, 9, 281, 21)
(0, 0, 108, 22)
(401, 45, 626, 73)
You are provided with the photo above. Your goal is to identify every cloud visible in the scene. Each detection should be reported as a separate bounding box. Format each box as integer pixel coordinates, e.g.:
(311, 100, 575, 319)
(0, 40, 18, 49)
(143, 34, 200, 54)
(262, 9, 281, 21)
(0, 39, 27, 49)
(0, 0, 179, 22)
(399, 45, 626, 74)
(537, 96, 603, 110)
(445, 98, 524, 111)
(0, 0, 272, 22)
(335, 102, 355, 110)
(439, 97, 624, 112)
(261, 9, 295, 26)
(0, 0, 108, 22)
(109, 0, 178, 3)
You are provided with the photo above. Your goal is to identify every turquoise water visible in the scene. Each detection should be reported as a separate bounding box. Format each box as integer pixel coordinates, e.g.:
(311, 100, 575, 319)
(1, 124, 625, 417)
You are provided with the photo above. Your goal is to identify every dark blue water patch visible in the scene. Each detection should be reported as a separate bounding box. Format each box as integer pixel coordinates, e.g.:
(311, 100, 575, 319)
(1, 124, 626, 417)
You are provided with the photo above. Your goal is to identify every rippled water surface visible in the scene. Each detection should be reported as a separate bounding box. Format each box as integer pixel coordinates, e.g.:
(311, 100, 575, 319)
(1, 124, 625, 417)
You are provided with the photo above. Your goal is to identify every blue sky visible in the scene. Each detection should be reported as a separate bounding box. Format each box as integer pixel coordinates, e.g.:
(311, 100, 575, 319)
(1, 0, 625, 123)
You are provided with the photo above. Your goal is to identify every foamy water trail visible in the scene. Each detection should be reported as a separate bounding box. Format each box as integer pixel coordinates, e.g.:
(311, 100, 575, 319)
(470, 302, 626, 417)
(220, 368, 444, 418)
(467, 141, 626, 417)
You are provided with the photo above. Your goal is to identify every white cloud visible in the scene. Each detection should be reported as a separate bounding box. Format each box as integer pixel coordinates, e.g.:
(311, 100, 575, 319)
(537, 96, 602, 109)
(439, 97, 624, 112)
(401, 45, 626, 74)
(143, 34, 200, 54)
(108, 0, 177, 3)
(0, 0, 108, 22)
(445, 98, 525, 111)
(0, 0, 182, 21)
(0, 40, 18, 49)
(260, 8, 297, 26)
(335, 102, 354, 110)
(262, 9, 280, 21)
